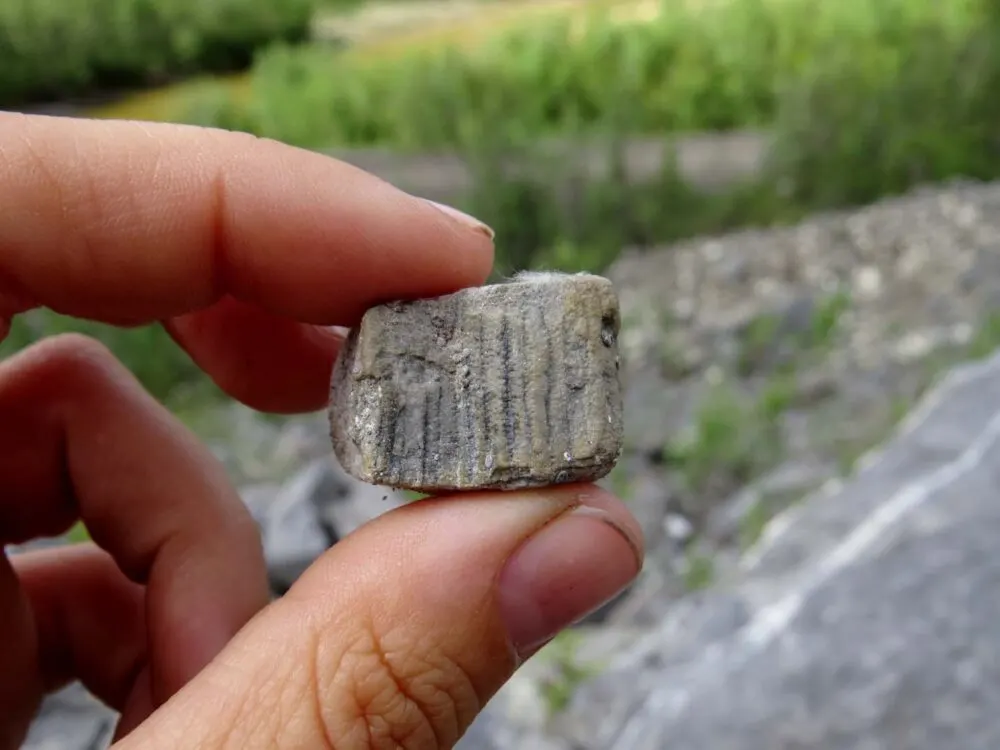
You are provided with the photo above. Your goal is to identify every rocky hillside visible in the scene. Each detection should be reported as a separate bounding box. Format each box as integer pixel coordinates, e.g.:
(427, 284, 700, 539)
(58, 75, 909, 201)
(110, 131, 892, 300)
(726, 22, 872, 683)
(17, 178, 1000, 749)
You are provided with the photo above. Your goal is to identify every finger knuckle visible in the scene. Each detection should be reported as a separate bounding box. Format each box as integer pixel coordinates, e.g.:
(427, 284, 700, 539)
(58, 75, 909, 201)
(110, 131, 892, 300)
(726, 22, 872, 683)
(4, 332, 147, 413)
(312, 618, 482, 750)
(39, 329, 123, 375)
(30, 332, 120, 379)
(36, 332, 115, 365)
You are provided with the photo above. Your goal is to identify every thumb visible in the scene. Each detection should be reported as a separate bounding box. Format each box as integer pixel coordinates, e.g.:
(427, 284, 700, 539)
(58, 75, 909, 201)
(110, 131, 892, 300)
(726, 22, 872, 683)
(112, 485, 643, 750)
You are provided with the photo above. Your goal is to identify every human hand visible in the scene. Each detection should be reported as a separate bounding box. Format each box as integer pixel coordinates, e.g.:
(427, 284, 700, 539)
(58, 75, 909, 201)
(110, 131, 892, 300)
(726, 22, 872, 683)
(0, 113, 644, 750)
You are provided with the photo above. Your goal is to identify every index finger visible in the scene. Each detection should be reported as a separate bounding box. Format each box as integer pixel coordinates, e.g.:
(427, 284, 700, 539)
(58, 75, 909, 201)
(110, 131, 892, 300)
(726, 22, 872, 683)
(0, 113, 494, 327)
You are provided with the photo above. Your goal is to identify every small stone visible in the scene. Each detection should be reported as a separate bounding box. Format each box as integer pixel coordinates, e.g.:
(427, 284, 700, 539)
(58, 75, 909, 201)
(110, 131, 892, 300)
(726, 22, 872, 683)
(329, 272, 624, 492)
(664, 513, 694, 543)
(852, 265, 882, 298)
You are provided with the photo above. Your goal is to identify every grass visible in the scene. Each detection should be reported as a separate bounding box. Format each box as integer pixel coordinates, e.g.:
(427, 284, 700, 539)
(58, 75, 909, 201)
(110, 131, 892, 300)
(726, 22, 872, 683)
(70, 0, 1000, 282)
(0, 0, 319, 106)
(604, 462, 635, 500)
(665, 377, 787, 498)
(106, 0, 979, 153)
(87, 0, 638, 124)
(66, 522, 92, 543)
(687, 298, 1000, 562)
(738, 497, 773, 550)
(651, 285, 1000, 566)
(967, 310, 1000, 359)
(806, 290, 852, 350)
(736, 290, 851, 376)
(682, 549, 716, 591)
(537, 630, 603, 716)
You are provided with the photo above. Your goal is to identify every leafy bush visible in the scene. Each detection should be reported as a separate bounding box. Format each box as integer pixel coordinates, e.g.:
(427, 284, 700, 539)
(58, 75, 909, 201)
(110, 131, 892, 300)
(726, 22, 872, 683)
(766, 18, 1000, 209)
(178, 0, 980, 151)
(0, 0, 319, 105)
(455, 0, 1000, 275)
(459, 135, 799, 280)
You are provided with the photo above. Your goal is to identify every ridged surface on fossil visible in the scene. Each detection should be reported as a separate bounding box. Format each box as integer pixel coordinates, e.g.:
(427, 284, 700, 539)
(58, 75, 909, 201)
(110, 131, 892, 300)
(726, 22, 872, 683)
(329, 272, 624, 492)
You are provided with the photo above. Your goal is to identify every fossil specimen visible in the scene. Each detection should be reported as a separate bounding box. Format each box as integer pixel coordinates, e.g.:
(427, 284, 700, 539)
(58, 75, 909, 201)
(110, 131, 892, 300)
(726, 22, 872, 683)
(329, 272, 623, 492)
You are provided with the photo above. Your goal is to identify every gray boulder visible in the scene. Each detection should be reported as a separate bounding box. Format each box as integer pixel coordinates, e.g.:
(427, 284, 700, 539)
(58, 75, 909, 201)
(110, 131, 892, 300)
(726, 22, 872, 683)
(20, 685, 115, 750)
(483, 346, 1000, 750)
(242, 456, 407, 593)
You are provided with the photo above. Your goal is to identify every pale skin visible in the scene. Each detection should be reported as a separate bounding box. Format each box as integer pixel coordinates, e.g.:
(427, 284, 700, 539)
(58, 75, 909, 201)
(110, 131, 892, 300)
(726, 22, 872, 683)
(0, 112, 644, 750)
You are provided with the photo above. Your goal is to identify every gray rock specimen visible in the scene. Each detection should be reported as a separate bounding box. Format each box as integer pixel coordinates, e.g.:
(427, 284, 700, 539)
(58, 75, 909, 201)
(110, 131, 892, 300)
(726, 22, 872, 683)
(329, 272, 624, 492)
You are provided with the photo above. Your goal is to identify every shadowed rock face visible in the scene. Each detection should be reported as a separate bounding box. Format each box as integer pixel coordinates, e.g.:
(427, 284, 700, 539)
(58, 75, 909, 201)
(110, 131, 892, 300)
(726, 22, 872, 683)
(329, 272, 624, 492)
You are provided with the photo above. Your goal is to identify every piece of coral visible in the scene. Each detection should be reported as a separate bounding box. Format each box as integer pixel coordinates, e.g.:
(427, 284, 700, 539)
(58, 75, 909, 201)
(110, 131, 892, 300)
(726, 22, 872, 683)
(329, 272, 624, 492)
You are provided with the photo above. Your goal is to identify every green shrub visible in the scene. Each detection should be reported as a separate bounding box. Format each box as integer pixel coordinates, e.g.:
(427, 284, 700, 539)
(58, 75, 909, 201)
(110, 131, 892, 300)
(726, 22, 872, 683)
(451, 0, 1000, 275)
(766, 18, 1000, 210)
(0, 0, 319, 105)
(178, 0, 980, 151)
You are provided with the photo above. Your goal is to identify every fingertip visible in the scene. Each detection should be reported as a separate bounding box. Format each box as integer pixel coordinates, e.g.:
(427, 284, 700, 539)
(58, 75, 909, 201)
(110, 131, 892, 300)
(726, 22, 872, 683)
(165, 297, 342, 413)
(420, 198, 496, 242)
(562, 483, 645, 559)
(393, 483, 643, 658)
(497, 493, 642, 657)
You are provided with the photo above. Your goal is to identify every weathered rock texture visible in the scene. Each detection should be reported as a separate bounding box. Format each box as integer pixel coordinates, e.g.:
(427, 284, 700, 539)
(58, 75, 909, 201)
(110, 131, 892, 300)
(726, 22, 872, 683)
(329, 272, 624, 492)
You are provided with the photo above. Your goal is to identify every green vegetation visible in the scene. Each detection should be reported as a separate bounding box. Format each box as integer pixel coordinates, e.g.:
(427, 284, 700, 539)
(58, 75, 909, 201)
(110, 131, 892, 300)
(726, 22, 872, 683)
(806, 292, 851, 350)
(0, 0, 320, 105)
(358, 0, 1000, 287)
(538, 631, 603, 716)
(817, 306, 1000, 480)
(682, 549, 716, 591)
(738, 497, 774, 551)
(66, 521, 92, 543)
(968, 311, 1000, 359)
(174, 0, 980, 151)
(665, 378, 787, 497)
(604, 462, 634, 501)
(756, 372, 797, 423)
(736, 291, 850, 376)
(736, 312, 783, 376)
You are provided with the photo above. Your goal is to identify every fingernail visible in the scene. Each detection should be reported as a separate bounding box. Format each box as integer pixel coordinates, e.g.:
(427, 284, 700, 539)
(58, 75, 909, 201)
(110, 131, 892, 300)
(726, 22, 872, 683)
(498, 505, 642, 658)
(423, 199, 495, 240)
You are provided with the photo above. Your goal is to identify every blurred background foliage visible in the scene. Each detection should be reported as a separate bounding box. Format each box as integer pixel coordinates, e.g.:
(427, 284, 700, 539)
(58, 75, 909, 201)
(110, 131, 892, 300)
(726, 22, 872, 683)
(2, 0, 1000, 408)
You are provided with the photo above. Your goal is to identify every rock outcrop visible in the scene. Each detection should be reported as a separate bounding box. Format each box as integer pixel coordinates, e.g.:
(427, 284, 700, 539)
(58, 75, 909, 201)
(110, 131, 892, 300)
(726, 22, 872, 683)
(466, 346, 1000, 749)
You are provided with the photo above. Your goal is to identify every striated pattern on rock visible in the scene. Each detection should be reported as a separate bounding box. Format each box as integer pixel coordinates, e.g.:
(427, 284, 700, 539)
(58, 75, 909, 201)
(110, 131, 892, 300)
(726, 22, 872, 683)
(329, 272, 624, 492)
